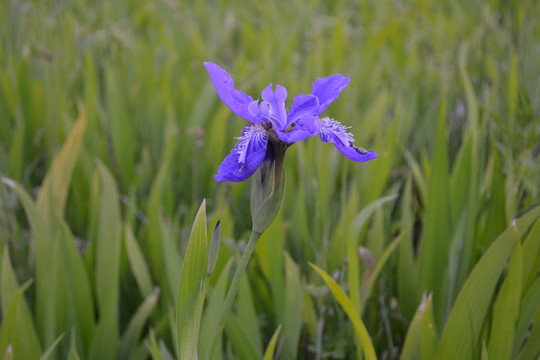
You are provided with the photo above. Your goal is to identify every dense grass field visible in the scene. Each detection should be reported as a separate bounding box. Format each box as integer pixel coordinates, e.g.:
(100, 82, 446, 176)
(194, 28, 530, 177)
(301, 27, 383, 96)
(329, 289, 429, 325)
(1, 0, 540, 359)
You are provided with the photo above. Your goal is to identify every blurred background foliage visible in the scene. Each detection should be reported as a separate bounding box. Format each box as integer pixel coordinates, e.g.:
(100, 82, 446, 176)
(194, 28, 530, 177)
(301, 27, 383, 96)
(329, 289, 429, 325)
(0, 0, 539, 359)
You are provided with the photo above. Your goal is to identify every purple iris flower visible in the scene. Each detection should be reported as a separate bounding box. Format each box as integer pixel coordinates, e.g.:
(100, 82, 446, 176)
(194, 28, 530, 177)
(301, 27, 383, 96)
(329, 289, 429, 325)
(204, 62, 378, 182)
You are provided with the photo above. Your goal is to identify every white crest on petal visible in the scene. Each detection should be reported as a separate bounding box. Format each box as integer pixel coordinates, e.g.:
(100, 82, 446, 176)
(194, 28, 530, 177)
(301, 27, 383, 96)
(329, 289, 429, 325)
(235, 124, 267, 164)
(318, 117, 355, 146)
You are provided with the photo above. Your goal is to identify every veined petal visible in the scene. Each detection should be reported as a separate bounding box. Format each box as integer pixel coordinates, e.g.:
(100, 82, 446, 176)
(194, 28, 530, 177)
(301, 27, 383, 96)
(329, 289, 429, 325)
(286, 94, 319, 129)
(261, 84, 288, 129)
(204, 62, 260, 123)
(311, 74, 350, 116)
(277, 115, 319, 143)
(215, 125, 268, 182)
(318, 117, 378, 162)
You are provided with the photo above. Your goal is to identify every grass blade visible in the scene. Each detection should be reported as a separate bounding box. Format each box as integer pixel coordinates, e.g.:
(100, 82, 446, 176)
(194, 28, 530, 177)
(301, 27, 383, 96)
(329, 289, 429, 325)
(0, 279, 35, 359)
(39, 333, 65, 360)
(347, 194, 398, 310)
(513, 276, 540, 358)
(55, 216, 95, 355)
(89, 162, 122, 360)
(418, 97, 451, 323)
(262, 325, 282, 360)
(176, 200, 208, 360)
(400, 294, 435, 360)
(282, 252, 302, 360)
(487, 243, 522, 360)
(435, 205, 540, 360)
(0, 247, 42, 359)
(3, 179, 58, 347)
(125, 223, 154, 298)
(119, 288, 160, 359)
(37, 110, 87, 223)
(310, 263, 377, 360)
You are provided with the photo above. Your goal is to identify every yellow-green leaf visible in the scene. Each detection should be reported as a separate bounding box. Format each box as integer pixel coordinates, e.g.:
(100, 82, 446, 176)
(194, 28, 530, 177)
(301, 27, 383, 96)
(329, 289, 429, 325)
(262, 325, 282, 360)
(37, 110, 87, 223)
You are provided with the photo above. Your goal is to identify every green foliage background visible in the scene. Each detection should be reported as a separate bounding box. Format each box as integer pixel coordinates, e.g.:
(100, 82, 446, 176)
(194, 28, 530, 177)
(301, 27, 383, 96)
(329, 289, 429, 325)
(0, 0, 539, 359)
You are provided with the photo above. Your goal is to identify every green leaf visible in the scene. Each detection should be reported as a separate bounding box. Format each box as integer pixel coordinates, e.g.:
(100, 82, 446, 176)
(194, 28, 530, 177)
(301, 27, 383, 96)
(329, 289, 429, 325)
(513, 276, 540, 358)
(160, 216, 182, 304)
(199, 259, 233, 360)
(3, 179, 58, 347)
(176, 200, 208, 360)
(119, 288, 160, 359)
(361, 229, 404, 313)
(478, 142, 507, 249)
(0, 247, 42, 359)
(347, 194, 397, 310)
(39, 333, 65, 360)
(0, 279, 35, 359)
(420, 295, 438, 360)
(521, 218, 540, 291)
(146, 126, 177, 294)
(67, 329, 81, 360)
(435, 205, 540, 360)
(310, 263, 377, 360)
(224, 314, 260, 360)
(397, 176, 419, 319)
(487, 243, 522, 360)
(37, 110, 86, 223)
(125, 223, 154, 298)
(418, 97, 451, 323)
(516, 318, 540, 360)
(89, 162, 122, 360)
(282, 252, 302, 360)
(262, 325, 282, 360)
(55, 216, 95, 355)
(401, 294, 436, 360)
(207, 220, 221, 276)
(235, 276, 262, 357)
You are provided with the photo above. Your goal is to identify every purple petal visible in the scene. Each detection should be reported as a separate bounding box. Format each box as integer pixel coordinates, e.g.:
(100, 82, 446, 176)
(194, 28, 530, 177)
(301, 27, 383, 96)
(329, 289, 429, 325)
(331, 143, 379, 162)
(215, 125, 269, 182)
(204, 62, 260, 123)
(311, 74, 350, 116)
(277, 115, 319, 143)
(261, 84, 288, 129)
(318, 117, 378, 162)
(286, 94, 319, 129)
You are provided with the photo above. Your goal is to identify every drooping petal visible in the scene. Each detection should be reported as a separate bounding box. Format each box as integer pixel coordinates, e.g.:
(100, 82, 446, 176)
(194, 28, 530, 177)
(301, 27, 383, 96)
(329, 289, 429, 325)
(204, 62, 260, 123)
(286, 94, 319, 129)
(261, 84, 288, 130)
(311, 74, 350, 116)
(277, 115, 320, 143)
(215, 125, 269, 182)
(331, 142, 379, 162)
(318, 117, 378, 162)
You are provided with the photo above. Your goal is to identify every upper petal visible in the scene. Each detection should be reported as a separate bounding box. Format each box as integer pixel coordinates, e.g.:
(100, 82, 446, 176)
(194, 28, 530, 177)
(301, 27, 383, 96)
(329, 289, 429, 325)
(311, 74, 350, 116)
(204, 62, 260, 123)
(318, 117, 378, 162)
(277, 115, 319, 143)
(261, 84, 288, 129)
(215, 125, 269, 182)
(286, 94, 319, 129)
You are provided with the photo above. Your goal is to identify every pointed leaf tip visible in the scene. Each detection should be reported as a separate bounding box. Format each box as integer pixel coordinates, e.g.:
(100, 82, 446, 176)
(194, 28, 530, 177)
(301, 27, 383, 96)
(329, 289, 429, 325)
(207, 220, 221, 275)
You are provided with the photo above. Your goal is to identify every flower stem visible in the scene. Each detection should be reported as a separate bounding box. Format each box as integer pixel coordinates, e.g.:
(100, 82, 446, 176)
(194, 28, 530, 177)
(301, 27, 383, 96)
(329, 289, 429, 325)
(206, 229, 262, 360)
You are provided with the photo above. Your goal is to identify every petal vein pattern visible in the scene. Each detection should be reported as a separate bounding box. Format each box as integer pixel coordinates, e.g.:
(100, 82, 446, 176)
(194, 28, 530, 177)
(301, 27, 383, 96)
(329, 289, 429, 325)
(236, 125, 268, 164)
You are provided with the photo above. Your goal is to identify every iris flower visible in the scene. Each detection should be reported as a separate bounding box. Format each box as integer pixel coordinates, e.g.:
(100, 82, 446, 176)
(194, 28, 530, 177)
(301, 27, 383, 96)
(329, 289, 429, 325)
(204, 62, 378, 182)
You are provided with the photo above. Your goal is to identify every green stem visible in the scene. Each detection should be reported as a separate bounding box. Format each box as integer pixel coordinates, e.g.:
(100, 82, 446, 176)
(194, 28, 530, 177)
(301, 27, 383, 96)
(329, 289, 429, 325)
(206, 229, 262, 360)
